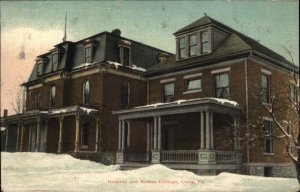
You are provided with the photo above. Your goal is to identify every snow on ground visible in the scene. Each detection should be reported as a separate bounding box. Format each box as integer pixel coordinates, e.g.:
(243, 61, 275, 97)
(1, 152, 299, 192)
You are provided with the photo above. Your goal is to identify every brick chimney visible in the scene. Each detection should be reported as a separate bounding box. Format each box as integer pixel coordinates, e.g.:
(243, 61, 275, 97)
(111, 29, 121, 36)
(3, 109, 8, 117)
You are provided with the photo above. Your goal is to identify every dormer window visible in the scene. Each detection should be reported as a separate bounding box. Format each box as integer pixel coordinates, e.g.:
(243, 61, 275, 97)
(36, 57, 48, 76)
(179, 38, 186, 59)
(189, 34, 197, 56)
(176, 28, 211, 60)
(201, 31, 209, 54)
(118, 40, 132, 67)
(51, 52, 59, 71)
(84, 46, 92, 63)
(37, 64, 43, 76)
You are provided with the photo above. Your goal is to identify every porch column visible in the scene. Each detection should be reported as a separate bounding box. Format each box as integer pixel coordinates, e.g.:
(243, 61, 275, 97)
(44, 119, 49, 152)
(153, 116, 157, 150)
(157, 116, 161, 150)
(234, 116, 239, 151)
(146, 123, 150, 152)
(20, 123, 25, 152)
(205, 112, 211, 149)
(95, 117, 100, 152)
(16, 123, 21, 152)
(35, 117, 41, 152)
(58, 115, 64, 153)
(118, 120, 122, 150)
(200, 112, 205, 149)
(5, 127, 9, 152)
(74, 113, 80, 152)
(121, 120, 126, 150)
(210, 112, 214, 149)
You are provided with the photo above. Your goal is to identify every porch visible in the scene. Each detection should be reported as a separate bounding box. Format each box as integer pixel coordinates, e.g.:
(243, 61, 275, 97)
(113, 98, 242, 173)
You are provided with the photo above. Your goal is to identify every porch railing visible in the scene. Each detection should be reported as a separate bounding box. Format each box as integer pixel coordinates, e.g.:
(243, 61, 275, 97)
(161, 150, 198, 163)
(124, 153, 150, 162)
(216, 151, 240, 163)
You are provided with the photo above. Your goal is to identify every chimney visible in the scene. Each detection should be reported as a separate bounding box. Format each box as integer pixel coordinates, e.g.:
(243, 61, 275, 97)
(157, 53, 170, 63)
(3, 109, 8, 117)
(111, 29, 121, 36)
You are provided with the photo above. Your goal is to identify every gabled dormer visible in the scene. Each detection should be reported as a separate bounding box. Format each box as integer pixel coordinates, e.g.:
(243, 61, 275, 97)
(174, 15, 229, 61)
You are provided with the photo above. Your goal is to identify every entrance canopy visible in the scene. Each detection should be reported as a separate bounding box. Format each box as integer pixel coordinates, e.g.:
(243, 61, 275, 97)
(113, 98, 242, 120)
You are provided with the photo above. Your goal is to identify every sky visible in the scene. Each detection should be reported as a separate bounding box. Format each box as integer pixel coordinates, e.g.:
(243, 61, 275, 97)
(1, 0, 299, 116)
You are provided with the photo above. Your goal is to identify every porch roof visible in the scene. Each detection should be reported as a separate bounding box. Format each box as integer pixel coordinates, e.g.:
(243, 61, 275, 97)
(113, 98, 242, 120)
(1, 105, 99, 125)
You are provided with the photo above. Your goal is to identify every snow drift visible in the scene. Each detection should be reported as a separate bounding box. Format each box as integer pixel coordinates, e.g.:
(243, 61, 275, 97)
(1, 152, 299, 192)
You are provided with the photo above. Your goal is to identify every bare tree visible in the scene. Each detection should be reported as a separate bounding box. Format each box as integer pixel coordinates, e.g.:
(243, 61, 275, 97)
(10, 86, 26, 114)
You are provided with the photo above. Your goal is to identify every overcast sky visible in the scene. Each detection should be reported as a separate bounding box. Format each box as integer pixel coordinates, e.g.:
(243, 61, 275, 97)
(1, 1, 299, 116)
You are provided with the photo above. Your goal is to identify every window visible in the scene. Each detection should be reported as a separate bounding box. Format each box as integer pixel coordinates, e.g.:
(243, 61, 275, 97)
(261, 74, 270, 103)
(215, 73, 229, 99)
(163, 83, 174, 102)
(264, 121, 273, 153)
(49, 86, 56, 108)
(33, 92, 40, 109)
(121, 82, 130, 106)
(84, 46, 92, 63)
(51, 53, 58, 71)
(201, 31, 209, 54)
(83, 81, 90, 104)
(179, 38, 186, 59)
(186, 78, 201, 91)
(290, 83, 298, 102)
(189, 34, 197, 56)
(37, 64, 43, 76)
(81, 123, 89, 147)
(123, 47, 130, 66)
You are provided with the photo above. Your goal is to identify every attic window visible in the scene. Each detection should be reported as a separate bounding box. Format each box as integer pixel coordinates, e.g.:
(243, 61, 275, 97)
(179, 38, 186, 59)
(189, 34, 197, 56)
(37, 64, 43, 76)
(201, 31, 209, 54)
(118, 42, 132, 67)
(51, 52, 59, 71)
(84, 46, 92, 63)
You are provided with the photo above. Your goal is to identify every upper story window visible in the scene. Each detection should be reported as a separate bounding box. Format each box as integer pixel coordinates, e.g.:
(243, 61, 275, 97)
(84, 46, 92, 63)
(264, 120, 273, 154)
(201, 31, 209, 54)
(37, 64, 43, 76)
(261, 74, 271, 103)
(163, 83, 174, 102)
(214, 73, 229, 99)
(49, 86, 56, 108)
(121, 82, 130, 106)
(32, 92, 40, 109)
(186, 78, 202, 91)
(51, 52, 59, 71)
(123, 47, 130, 66)
(83, 80, 90, 104)
(189, 34, 197, 56)
(290, 83, 298, 103)
(179, 38, 186, 59)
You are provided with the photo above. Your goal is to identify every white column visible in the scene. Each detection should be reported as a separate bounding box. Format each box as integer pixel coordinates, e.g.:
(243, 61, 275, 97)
(237, 118, 240, 150)
(234, 116, 238, 151)
(58, 115, 64, 153)
(205, 112, 210, 149)
(20, 123, 24, 152)
(153, 117, 157, 150)
(210, 112, 214, 149)
(44, 119, 49, 152)
(146, 123, 150, 152)
(126, 121, 130, 148)
(121, 120, 125, 150)
(5, 127, 9, 152)
(118, 120, 122, 150)
(200, 112, 205, 149)
(157, 116, 161, 150)
(95, 118, 100, 152)
(74, 114, 80, 152)
(35, 118, 41, 152)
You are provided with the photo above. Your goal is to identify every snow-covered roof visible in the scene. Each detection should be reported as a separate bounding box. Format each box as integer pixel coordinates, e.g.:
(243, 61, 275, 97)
(107, 61, 146, 72)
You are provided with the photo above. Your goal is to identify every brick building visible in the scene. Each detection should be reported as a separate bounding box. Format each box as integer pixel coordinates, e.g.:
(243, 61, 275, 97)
(1, 15, 299, 177)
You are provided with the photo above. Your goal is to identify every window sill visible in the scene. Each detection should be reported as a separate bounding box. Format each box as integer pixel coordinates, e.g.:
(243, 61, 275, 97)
(183, 89, 202, 94)
(263, 152, 275, 156)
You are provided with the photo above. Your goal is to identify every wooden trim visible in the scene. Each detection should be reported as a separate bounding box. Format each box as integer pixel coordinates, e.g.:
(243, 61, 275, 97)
(28, 84, 42, 90)
(211, 67, 230, 74)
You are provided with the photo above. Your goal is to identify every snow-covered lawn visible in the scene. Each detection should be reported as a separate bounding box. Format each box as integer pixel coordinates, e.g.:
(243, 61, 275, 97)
(1, 152, 299, 192)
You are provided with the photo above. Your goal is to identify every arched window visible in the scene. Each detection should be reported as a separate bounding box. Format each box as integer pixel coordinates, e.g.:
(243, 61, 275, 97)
(121, 82, 130, 106)
(49, 86, 56, 107)
(81, 122, 89, 147)
(83, 81, 90, 104)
